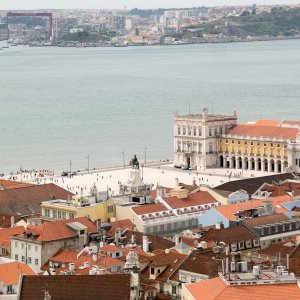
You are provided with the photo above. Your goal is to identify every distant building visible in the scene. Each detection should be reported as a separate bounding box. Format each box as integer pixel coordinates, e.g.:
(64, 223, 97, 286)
(174, 108, 237, 170)
(174, 108, 300, 173)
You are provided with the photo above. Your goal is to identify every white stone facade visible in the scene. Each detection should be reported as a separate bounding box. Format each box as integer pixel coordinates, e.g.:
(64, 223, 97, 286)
(173, 108, 237, 170)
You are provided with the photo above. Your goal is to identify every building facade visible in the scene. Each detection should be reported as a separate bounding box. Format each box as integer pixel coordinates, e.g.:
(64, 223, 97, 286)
(174, 108, 237, 170)
(174, 109, 300, 173)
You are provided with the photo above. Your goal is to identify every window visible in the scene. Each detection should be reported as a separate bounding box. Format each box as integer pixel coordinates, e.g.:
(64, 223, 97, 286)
(21, 255, 25, 262)
(172, 285, 177, 295)
(28, 257, 32, 264)
(35, 246, 38, 252)
(194, 127, 197, 136)
(15, 241, 18, 248)
(178, 127, 181, 135)
(62, 212, 66, 219)
(191, 277, 196, 283)
(198, 127, 202, 136)
(22, 243, 24, 249)
(1, 248, 6, 255)
(35, 259, 39, 265)
(209, 128, 212, 136)
(183, 127, 186, 135)
(28, 245, 31, 251)
(79, 230, 85, 235)
(53, 210, 57, 219)
(181, 275, 186, 282)
(69, 213, 75, 219)
(44, 208, 50, 217)
(7, 285, 13, 294)
(107, 206, 114, 213)
(15, 254, 18, 261)
(150, 267, 155, 275)
(57, 211, 62, 219)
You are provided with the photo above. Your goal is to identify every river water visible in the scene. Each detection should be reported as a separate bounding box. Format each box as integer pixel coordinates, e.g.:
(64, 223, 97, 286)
(0, 40, 299, 173)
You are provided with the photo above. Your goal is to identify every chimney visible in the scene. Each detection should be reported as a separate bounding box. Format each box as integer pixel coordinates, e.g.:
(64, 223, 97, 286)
(93, 254, 97, 262)
(69, 263, 75, 273)
(84, 262, 90, 268)
(215, 222, 223, 230)
(142, 235, 149, 252)
(11, 216, 15, 228)
(287, 254, 290, 270)
(174, 234, 180, 245)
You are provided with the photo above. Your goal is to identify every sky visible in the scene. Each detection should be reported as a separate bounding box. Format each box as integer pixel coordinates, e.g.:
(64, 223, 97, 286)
(0, 0, 297, 10)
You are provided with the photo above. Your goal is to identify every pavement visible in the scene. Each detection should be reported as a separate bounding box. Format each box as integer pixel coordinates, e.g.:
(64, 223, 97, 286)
(7, 162, 275, 197)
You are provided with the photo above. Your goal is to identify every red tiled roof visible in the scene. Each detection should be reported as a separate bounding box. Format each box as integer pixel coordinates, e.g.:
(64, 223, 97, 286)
(19, 274, 131, 300)
(0, 183, 74, 217)
(216, 196, 295, 221)
(0, 262, 36, 285)
(132, 204, 168, 215)
(106, 219, 133, 236)
(258, 181, 300, 197)
(18, 217, 97, 242)
(243, 213, 288, 227)
(227, 124, 298, 140)
(0, 226, 25, 247)
(163, 192, 217, 209)
(0, 180, 34, 190)
(49, 249, 123, 269)
(255, 120, 281, 127)
(199, 225, 256, 245)
(185, 277, 300, 299)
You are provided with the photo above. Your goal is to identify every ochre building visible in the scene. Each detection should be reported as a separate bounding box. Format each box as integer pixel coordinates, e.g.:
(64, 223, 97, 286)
(174, 109, 300, 173)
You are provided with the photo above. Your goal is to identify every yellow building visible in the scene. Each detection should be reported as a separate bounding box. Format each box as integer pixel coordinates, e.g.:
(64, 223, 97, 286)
(217, 122, 297, 173)
(41, 196, 116, 223)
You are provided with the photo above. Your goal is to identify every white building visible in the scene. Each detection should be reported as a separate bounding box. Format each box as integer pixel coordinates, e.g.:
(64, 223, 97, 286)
(174, 108, 237, 170)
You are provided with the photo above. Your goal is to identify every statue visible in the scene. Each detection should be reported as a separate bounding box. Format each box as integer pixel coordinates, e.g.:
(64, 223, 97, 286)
(130, 155, 139, 169)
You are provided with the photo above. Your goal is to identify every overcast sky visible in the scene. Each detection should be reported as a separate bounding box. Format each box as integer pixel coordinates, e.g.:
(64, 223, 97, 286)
(0, 0, 297, 10)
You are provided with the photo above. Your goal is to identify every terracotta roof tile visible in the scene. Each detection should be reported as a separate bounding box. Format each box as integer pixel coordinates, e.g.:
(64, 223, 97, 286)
(228, 124, 298, 140)
(0, 183, 73, 217)
(19, 274, 131, 300)
(0, 226, 25, 247)
(132, 204, 168, 215)
(18, 217, 97, 242)
(0, 262, 36, 285)
(199, 225, 256, 244)
(215, 173, 299, 195)
(163, 192, 217, 209)
(185, 277, 300, 300)
(0, 180, 34, 190)
(242, 213, 288, 227)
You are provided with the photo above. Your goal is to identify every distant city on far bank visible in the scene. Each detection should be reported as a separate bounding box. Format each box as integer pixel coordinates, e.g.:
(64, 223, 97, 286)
(1, 4, 300, 46)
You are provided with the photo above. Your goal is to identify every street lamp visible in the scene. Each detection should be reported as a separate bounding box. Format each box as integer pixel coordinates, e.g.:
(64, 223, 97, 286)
(141, 163, 144, 181)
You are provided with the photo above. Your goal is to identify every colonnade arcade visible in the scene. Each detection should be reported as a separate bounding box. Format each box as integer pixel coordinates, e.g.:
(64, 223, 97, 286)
(218, 154, 288, 173)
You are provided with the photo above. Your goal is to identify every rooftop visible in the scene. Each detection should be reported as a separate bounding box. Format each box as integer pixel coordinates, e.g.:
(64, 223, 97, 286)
(15, 217, 97, 242)
(0, 261, 36, 285)
(19, 274, 131, 300)
(185, 276, 300, 300)
(163, 191, 218, 209)
(226, 124, 299, 140)
(0, 183, 74, 217)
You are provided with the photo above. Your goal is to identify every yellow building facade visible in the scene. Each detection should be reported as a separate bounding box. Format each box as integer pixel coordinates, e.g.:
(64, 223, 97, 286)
(41, 197, 116, 223)
(218, 135, 289, 172)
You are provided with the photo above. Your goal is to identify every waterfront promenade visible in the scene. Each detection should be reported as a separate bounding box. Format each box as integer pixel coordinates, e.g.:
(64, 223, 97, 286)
(8, 163, 274, 197)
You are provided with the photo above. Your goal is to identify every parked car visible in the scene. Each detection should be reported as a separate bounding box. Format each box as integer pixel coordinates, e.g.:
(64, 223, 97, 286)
(61, 171, 68, 176)
(181, 165, 189, 170)
(174, 164, 181, 168)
